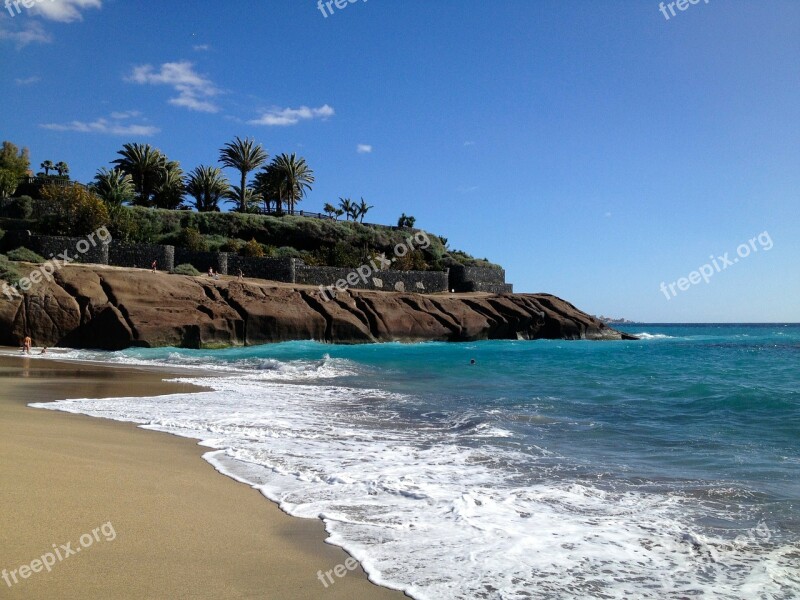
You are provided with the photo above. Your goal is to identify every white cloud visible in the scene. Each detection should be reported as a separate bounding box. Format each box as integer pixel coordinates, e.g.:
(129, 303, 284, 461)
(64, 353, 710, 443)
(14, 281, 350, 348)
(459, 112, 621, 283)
(0, 21, 52, 47)
(40, 114, 159, 137)
(463, 141, 475, 146)
(32, 0, 102, 23)
(356, 144, 373, 154)
(109, 110, 142, 119)
(193, 44, 210, 52)
(126, 61, 221, 113)
(0, 0, 99, 47)
(456, 185, 479, 194)
(249, 104, 335, 126)
(15, 75, 41, 85)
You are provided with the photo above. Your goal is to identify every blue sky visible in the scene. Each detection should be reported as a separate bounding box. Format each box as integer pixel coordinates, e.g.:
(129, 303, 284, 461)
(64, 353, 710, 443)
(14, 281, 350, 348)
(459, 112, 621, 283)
(1, 0, 798, 322)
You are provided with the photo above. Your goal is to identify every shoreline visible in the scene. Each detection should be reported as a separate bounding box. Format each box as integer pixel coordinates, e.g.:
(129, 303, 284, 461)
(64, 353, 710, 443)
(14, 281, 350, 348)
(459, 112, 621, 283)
(0, 353, 408, 599)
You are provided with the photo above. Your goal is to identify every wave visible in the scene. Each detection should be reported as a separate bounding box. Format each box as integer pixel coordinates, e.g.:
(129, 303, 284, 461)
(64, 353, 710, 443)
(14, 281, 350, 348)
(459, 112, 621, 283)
(31, 347, 361, 381)
(29, 370, 800, 599)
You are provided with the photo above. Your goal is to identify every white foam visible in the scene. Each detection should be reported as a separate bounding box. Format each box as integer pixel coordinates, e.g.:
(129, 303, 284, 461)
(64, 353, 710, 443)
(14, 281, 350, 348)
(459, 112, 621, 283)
(30, 348, 359, 381)
(29, 368, 799, 599)
(632, 332, 673, 340)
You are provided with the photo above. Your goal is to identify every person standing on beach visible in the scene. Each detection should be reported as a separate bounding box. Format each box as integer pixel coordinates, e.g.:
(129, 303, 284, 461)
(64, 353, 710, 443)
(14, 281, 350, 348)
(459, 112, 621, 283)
(151, 260, 158, 272)
(22, 336, 32, 354)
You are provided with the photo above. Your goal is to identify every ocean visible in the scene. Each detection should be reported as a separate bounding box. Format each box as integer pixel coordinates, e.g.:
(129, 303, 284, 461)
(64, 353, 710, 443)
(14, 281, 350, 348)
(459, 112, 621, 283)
(32, 324, 800, 599)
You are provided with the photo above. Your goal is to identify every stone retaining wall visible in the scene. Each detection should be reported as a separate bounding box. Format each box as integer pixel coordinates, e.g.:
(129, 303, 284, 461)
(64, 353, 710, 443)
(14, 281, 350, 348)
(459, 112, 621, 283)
(449, 265, 512, 293)
(294, 264, 449, 293)
(1, 234, 510, 293)
(108, 243, 175, 272)
(2, 231, 108, 265)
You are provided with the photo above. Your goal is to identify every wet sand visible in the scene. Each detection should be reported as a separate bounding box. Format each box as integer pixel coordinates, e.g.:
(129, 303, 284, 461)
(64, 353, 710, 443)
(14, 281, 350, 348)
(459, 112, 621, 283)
(0, 354, 408, 599)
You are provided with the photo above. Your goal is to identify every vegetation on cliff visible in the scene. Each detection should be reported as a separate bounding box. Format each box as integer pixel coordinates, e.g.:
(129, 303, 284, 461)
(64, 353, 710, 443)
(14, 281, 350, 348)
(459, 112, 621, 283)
(0, 137, 497, 272)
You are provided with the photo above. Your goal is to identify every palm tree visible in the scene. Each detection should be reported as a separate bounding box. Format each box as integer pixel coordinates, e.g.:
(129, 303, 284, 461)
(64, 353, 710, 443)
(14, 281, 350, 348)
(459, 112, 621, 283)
(112, 143, 167, 207)
(253, 166, 286, 214)
(40, 160, 54, 176)
(54, 161, 69, 177)
(323, 202, 338, 219)
(224, 185, 262, 213)
(93, 167, 135, 205)
(218, 137, 268, 212)
(339, 197, 355, 221)
(270, 153, 314, 215)
(152, 161, 185, 210)
(356, 197, 374, 223)
(186, 165, 230, 212)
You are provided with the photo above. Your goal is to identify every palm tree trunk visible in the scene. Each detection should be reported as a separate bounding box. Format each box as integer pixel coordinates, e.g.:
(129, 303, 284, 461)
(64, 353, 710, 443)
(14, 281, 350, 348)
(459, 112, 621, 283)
(239, 171, 247, 212)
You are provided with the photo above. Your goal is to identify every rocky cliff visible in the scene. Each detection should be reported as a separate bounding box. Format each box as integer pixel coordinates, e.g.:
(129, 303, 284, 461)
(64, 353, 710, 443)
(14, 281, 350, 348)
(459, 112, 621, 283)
(0, 266, 636, 349)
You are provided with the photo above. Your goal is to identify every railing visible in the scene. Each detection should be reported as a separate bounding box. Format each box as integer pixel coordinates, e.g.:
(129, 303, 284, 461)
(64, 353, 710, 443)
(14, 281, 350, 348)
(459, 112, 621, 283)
(262, 208, 400, 230)
(17, 176, 86, 189)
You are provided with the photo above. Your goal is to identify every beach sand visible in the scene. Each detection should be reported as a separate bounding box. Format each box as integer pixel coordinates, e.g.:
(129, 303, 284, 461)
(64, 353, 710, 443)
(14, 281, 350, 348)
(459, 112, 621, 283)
(0, 354, 408, 599)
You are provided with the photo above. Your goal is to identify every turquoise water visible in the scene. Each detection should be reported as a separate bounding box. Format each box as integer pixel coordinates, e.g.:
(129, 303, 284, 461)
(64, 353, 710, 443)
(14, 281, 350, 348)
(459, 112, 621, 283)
(39, 324, 800, 598)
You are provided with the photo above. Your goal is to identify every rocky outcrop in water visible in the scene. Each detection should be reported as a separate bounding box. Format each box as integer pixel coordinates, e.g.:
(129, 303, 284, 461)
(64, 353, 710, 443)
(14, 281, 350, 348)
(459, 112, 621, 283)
(0, 266, 636, 349)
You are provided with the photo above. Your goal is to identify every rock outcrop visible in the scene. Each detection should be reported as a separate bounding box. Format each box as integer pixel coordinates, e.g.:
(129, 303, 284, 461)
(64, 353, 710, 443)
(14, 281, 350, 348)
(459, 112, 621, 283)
(0, 265, 636, 349)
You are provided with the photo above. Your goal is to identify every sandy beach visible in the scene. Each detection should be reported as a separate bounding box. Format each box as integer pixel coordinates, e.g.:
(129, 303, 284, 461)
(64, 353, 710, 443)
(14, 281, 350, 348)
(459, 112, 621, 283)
(0, 354, 408, 600)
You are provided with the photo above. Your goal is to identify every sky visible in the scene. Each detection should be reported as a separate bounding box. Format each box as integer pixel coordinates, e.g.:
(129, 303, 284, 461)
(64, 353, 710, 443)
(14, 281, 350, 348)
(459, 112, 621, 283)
(1, 0, 798, 322)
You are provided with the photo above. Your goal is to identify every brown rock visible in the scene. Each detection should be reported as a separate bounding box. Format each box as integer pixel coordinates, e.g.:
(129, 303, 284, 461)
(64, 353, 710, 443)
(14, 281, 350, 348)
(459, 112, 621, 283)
(0, 265, 636, 350)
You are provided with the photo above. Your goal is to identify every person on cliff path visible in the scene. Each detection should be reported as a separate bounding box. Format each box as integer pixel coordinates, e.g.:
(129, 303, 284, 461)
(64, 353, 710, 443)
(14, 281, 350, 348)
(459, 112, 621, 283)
(151, 260, 157, 272)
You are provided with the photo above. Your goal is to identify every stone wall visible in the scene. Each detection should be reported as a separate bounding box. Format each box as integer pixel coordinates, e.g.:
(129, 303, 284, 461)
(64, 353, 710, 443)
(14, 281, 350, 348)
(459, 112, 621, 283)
(174, 249, 229, 275)
(0, 233, 508, 293)
(1, 231, 109, 265)
(449, 265, 513, 293)
(108, 243, 175, 272)
(227, 256, 296, 283)
(458, 281, 514, 294)
(295, 263, 449, 293)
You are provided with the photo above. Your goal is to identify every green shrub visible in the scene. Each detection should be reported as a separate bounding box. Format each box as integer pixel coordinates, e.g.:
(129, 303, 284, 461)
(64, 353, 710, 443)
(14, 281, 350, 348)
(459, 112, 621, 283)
(176, 227, 208, 251)
(274, 246, 303, 259)
(218, 238, 241, 253)
(394, 249, 427, 271)
(104, 205, 136, 243)
(7, 246, 45, 263)
(240, 238, 265, 258)
(330, 241, 363, 268)
(39, 183, 109, 237)
(203, 235, 229, 252)
(0, 254, 21, 284)
(171, 263, 201, 276)
(0, 169, 18, 200)
(7, 196, 33, 219)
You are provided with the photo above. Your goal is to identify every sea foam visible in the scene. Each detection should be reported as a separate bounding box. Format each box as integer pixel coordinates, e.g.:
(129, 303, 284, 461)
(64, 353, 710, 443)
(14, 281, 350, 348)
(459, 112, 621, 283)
(30, 349, 799, 599)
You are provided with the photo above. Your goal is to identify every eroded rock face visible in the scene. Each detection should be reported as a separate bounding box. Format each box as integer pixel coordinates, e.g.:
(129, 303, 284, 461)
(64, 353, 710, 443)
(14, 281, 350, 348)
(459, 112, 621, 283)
(0, 266, 636, 349)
